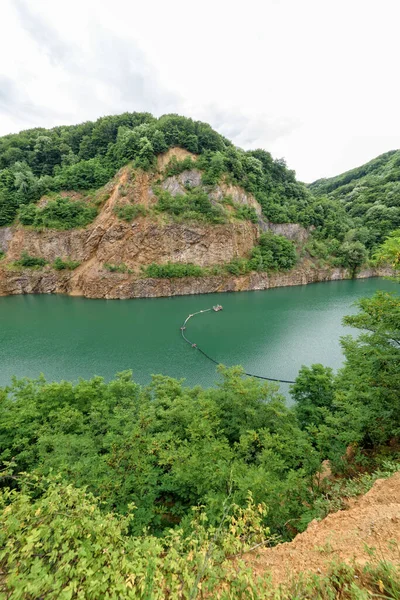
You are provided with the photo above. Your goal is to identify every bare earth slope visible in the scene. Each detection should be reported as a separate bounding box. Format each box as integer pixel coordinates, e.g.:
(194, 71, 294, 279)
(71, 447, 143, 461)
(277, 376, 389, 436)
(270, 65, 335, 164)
(0, 148, 391, 299)
(244, 473, 400, 585)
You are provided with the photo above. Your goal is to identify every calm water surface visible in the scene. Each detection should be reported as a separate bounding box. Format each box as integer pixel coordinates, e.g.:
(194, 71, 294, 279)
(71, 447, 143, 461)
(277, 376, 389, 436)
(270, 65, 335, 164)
(0, 278, 397, 393)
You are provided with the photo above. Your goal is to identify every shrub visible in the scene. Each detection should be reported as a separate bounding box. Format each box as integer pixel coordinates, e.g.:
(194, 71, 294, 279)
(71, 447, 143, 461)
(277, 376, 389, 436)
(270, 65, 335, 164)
(53, 257, 80, 271)
(164, 156, 196, 177)
(18, 203, 37, 225)
(0, 474, 274, 600)
(155, 187, 227, 224)
(113, 202, 147, 222)
(19, 197, 97, 230)
(53, 157, 113, 190)
(0, 250, 5, 260)
(252, 232, 297, 271)
(104, 262, 133, 274)
(143, 262, 205, 278)
(336, 240, 368, 272)
(224, 257, 253, 275)
(14, 251, 47, 268)
(235, 204, 259, 223)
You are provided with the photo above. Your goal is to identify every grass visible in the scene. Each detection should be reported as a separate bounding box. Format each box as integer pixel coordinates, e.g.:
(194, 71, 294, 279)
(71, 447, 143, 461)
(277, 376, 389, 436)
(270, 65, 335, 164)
(309, 460, 400, 523)
(273, 560, 400, 599)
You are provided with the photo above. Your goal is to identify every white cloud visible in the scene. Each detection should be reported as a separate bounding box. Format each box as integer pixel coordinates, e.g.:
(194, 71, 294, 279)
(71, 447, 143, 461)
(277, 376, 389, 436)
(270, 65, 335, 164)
(0, 0, 399, 181)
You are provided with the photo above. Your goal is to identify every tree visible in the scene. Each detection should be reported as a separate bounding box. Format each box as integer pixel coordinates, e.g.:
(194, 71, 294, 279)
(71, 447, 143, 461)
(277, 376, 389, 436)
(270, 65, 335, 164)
(374, 229, 400, 272)
(252, 232, 297, 271)
(134, 137, 155, 170)
(291, 364, 335, 429)
(336, 240, 368, 273)
(332, 292, 400, 450)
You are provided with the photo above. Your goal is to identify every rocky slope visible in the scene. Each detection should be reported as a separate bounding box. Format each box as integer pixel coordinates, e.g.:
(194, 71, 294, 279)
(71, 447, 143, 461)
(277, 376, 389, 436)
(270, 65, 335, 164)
(0, 149, 391, 299)
(243, 472, 400, 585)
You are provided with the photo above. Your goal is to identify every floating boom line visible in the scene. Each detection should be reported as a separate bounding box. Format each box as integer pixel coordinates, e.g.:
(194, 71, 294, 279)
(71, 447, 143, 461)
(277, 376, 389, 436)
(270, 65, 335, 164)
(180, 307, 296, 384)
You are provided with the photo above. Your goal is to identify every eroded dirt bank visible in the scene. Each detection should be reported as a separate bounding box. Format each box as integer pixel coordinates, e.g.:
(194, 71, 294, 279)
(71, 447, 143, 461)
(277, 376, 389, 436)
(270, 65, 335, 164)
(243, 472, 400, 585)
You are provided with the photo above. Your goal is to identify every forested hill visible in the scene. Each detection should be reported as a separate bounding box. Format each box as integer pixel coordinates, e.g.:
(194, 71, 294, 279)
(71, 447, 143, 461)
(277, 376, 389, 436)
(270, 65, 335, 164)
(0, 112, 310, 227)
(308, 150, 400, 247)
(1, 112, 399, 274)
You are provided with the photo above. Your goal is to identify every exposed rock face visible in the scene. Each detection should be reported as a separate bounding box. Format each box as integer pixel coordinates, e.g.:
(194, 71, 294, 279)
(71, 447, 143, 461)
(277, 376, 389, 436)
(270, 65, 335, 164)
(211, 183, 262, 216)
(162, 170, 202, 195)
(0, 227, 13, 253)
(0, 153, 391, 300)
(0, 261, 391, 300)
(260, 222, 311, 243)
(156, 147, 196, 171)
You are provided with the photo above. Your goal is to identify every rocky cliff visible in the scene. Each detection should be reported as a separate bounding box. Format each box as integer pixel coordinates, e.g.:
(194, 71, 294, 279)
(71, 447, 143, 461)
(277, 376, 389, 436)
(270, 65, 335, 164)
(0, 149, 392, 299)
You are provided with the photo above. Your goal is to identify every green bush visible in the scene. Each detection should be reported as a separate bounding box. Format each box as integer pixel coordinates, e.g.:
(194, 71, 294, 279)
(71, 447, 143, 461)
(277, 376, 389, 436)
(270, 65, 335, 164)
(104, 262, 133, 274)
(0, 473, 277, 600)
(14, 251, 47, 268)
(235, 204, 259, 223)
(164, 156, 196, 177)
(143, 262, 205, 278)
(0, 250, 5, 260)
(251, 232, 297, 271)
(53, 257, 80, 271)
(155, 187, 227, 224)
(113, 202, 147, 222)
(335, 240, 368, 272)
(224, 257, 253, 275)
(53, 157, 113, 190)
(18, 202, 37, 225)
(19, 197, 97, 230)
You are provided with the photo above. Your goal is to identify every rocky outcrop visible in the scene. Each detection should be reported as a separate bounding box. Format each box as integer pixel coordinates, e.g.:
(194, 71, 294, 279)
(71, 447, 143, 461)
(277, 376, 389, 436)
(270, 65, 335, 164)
(211, 182, 262, 216)
(3, 220, 258, 271)
(0, 261, 392, 300)
(162, 170, 202, 195)
(260, 222, 311, 243)
(0, 152, 391, 300)
(0, 227, 13, 253)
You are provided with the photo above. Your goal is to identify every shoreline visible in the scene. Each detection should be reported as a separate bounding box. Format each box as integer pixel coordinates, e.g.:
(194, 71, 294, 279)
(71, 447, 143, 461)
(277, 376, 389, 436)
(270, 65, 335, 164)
(0, 264, 393, 300)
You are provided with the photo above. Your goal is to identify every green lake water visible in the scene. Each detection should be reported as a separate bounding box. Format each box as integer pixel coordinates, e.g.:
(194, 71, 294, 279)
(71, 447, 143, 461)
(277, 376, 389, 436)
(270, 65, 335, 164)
(0, 278, 397, 394)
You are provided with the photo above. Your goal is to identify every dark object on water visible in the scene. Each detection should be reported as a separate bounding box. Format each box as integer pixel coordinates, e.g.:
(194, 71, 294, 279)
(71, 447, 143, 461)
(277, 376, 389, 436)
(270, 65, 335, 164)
(180, 305, 295, 384)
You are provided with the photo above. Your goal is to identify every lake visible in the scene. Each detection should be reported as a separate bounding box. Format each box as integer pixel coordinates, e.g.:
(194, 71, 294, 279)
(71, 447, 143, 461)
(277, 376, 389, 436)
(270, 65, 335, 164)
(0, 278, 397, 394)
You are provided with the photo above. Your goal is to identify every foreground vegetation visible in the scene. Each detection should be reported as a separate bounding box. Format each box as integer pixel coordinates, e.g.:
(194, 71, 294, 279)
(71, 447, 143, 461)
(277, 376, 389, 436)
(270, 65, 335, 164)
(1, 471, 399, 599)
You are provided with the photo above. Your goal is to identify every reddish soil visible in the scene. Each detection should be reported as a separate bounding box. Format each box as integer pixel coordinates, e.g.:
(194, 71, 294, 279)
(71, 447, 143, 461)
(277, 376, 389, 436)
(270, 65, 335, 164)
(243, 473, 400, 585)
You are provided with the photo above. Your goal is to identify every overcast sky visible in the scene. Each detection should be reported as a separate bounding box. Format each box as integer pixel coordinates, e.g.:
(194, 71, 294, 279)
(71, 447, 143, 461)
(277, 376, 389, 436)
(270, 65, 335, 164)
(0, 0, 399, 182)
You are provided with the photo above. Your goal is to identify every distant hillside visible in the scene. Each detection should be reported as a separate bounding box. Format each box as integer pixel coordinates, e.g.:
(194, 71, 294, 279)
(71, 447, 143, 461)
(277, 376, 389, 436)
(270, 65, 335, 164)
(0, 112, 310, 227)
(309, 150, 400, 246)
(0, 113, 398, 293)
